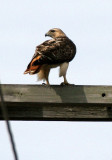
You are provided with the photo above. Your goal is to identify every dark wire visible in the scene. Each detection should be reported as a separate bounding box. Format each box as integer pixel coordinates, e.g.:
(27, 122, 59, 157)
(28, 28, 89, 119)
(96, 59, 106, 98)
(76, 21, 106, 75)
(0, 82, 19, 160)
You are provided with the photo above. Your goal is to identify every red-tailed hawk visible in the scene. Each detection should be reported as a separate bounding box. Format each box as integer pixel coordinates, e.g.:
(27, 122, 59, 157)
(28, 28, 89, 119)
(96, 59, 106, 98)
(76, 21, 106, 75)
(24, 28, 76, 85)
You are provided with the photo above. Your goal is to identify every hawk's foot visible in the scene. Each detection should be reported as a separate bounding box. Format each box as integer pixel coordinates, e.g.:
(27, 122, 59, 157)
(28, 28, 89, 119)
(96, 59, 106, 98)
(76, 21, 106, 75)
(42, 83, 50, 86)
(42, 83, 46, 85)
(60, 82, 69, 86)
(60, 82, 75, 86)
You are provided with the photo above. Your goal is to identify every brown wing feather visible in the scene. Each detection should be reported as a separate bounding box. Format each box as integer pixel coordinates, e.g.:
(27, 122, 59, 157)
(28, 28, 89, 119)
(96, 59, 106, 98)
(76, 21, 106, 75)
(24, 37, 76, 74)
(32, 38, 76, 65)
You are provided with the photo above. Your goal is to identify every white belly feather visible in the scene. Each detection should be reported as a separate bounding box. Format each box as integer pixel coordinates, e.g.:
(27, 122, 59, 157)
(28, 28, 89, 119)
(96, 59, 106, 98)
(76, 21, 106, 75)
(37, 62, 69, 82)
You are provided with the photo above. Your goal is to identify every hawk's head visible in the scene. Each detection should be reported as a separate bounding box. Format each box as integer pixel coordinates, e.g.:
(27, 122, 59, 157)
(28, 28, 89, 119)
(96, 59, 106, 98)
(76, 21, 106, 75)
(45, 28, 66, 38)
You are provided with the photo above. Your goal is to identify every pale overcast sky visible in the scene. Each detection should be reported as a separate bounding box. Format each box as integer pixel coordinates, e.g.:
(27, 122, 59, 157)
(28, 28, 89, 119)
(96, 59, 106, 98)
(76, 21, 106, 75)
(0, 0, 112, 160)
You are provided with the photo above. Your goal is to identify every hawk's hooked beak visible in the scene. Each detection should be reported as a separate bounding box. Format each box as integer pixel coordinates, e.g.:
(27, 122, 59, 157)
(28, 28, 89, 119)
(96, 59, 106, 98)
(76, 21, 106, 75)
(45, 33, 49, 37)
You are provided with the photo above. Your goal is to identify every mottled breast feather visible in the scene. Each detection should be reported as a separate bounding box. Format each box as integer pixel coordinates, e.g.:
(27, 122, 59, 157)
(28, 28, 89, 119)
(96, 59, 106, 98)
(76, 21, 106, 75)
(28, 37, 76, 67)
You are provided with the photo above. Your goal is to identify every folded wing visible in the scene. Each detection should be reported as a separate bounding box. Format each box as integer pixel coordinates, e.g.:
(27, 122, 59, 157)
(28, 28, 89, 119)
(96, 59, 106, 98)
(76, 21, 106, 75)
(24, 38, 76, 75)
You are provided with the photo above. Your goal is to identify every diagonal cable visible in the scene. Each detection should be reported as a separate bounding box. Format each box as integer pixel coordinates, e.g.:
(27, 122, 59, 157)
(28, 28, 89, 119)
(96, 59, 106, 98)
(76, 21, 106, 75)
(0, 82, 19, 160)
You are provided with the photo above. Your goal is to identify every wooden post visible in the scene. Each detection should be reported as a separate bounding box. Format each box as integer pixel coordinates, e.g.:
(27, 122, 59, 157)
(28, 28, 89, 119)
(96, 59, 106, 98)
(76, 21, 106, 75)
(0, 84, 112, 121)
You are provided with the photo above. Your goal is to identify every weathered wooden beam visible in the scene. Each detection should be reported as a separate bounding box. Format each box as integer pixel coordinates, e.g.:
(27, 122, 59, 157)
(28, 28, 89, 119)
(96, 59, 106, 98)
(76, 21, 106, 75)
(0, 84, 112, 121)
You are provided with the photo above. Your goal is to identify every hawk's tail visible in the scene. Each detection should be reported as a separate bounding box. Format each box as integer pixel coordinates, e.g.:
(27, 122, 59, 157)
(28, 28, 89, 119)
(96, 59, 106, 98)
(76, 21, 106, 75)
(24, 56, 41, 75)
(24, 65, 41, 75)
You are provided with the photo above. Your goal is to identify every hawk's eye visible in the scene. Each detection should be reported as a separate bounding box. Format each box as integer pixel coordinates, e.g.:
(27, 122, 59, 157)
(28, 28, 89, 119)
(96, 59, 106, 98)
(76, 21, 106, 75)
(50, 30, 55, 32)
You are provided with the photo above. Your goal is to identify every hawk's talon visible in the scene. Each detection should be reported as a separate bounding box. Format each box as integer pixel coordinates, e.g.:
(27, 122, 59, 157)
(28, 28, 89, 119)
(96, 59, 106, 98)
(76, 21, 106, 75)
(60, 82, 69, 86)
(42, 83, 50, 86)
(42, 83, 46, 85)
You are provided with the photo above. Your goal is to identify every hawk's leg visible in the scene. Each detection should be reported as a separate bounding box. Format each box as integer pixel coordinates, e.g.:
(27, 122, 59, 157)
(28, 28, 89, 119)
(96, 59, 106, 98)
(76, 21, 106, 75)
(42, 78, 50, 85)
(45, 67, 50, 85)
(59, 62, 69, 85)
(64, 75, 69, 84)
(46, 78, 50, 85)
(60, 75, 69, 85)
(40, 65, 50, 85)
